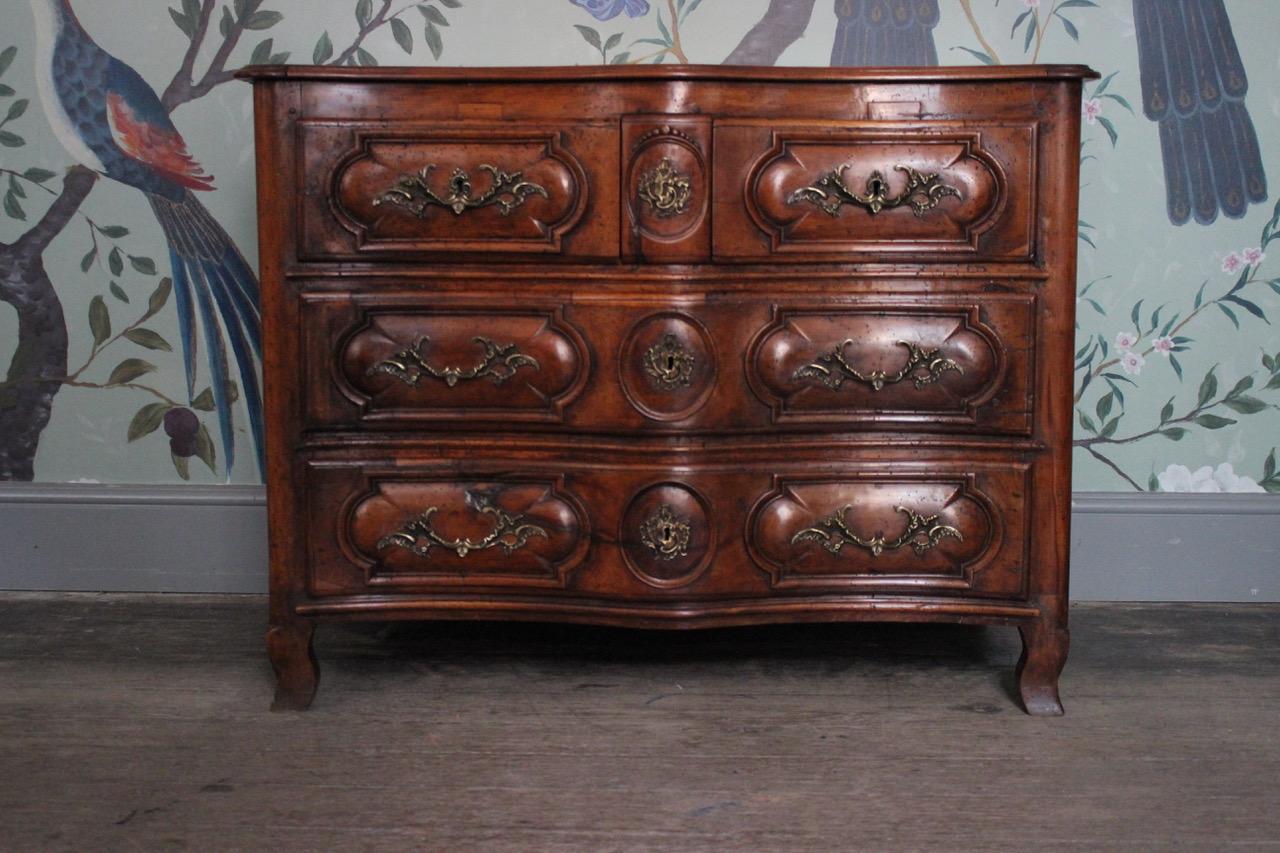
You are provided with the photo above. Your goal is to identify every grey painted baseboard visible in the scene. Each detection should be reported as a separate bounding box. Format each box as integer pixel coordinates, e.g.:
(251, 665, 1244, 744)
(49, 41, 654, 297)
(1, 484, 1276, 601)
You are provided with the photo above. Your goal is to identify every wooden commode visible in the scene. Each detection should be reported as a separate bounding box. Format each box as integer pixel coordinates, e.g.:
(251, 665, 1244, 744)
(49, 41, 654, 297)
(240, 64, 1096, 714)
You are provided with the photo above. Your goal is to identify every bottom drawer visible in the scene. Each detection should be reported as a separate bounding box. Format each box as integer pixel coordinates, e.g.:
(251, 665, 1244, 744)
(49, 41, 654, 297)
(302, 448, 1033, 600)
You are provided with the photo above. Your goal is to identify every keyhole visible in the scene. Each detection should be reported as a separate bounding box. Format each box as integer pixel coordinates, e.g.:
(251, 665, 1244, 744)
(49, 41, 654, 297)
(662, 524, 674, 543)
(665, 354, 676, 372)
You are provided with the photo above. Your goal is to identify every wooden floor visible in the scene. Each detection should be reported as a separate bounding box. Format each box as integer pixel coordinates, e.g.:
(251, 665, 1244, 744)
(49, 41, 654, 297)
(0, 596, 1277, 852)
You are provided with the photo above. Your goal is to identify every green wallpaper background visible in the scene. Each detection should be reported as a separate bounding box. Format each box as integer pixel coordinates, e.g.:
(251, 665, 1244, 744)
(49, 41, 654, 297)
(1, 0, 1278, 491)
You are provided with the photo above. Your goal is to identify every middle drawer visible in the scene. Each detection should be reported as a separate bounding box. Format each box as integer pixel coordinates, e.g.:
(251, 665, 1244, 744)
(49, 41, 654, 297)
(301, 288, 1036, 436)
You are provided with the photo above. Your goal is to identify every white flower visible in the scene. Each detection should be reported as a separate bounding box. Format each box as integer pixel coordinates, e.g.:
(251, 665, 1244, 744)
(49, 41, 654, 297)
(1114, 331, 1138, 350)
(1082, 98, 1102, 125)
(1242, 246, 1265, 266)
(1119, 350, 1145, 375)
(1157, 463, 1265, 493)
(1152, 336, 1174, 357)
(1221, 252, 1244, 274)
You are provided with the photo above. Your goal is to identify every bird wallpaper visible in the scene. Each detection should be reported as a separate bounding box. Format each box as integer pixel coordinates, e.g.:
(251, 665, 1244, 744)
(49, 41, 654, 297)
(1, 0, 1278, 494)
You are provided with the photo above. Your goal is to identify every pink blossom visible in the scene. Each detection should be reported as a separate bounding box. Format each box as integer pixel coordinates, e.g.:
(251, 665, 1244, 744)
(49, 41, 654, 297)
(1119, 350, 1145, 376)
(1114, 331, 1138, 351)
(1221, 252, 1244, 274)
(1153, 336, 1174, 357)
(1021, 0, 1041, 7)
(1242, 247, 1266, 266)
(1082, 98, 1101, 125)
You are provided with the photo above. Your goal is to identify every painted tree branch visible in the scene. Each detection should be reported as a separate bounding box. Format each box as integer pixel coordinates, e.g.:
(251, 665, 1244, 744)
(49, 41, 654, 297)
(0, 166, 98, 479)
(958, 0, 1002, 64)
(332, 0, 396, 67)
(161, 0, 263, 111)
(723, 0, 817, 65)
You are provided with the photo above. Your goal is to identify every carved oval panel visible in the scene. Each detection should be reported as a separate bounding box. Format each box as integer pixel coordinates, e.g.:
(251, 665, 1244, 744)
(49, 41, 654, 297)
(748, 468, 1028, 597)
(337, 309, 588, 423)
(748, 297, 1032, 432)
(330, 132, 586, 254)
(619, 312, 717, 422)
(627, 124, 709, 243)
(346, 478, 588, 587)
(620, 482, 714, 588)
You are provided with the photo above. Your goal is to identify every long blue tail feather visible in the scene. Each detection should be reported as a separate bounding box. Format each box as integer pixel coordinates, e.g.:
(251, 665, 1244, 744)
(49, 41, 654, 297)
(149, 191, 264, 479)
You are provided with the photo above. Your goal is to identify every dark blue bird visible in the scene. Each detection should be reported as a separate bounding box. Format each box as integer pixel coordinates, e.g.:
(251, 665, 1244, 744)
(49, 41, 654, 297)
(31, 0, 263, 477)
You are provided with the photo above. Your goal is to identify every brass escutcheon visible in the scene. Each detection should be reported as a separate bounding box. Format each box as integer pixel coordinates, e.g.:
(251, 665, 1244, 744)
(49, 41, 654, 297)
(787, 163, 961, 217)
(643, 333, 695, 391)
(639, 504, 691, 561)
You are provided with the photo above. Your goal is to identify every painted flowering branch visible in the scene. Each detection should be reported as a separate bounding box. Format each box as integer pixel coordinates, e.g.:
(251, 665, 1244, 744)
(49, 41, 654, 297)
(161, 0, 283, 111)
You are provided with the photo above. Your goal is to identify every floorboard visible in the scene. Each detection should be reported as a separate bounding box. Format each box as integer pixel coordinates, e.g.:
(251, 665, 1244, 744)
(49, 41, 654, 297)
(1, 594, 1277, 851)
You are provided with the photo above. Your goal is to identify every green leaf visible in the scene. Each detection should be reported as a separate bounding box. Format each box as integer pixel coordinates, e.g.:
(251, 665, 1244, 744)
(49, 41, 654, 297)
(128, 255, 157, 275)
(1223, 294, 1267, 323)
(1078, 411, 1098, 434)
(1129, 298, 1143, 330)
(391, 17, 414, 53)
(0, 84, 13, 96)
(356, 0, 373, 28)
(604, 32, 623, 52)
(23, 167, 56, 183)
(437, 0, 463, 6)
(1265, 449, 1276, 481)
(1095, 391, 1114, 422)
(0, 46, 17, 78)
(355, 47, 378, 66)
(124, 328, 173, 352)
(1055, 12, 1079, 42)
(1161, 427, 1188, 441)
(1148, 471, 1159, 492)
(1194, 414, 1236, 430)
(682, 0, 706, 18)
(1057, 0, 1099, 7)
(1010, 9, 1031, 37)
(106, 358, 158, 386)
(574, 24, 602, 52)
(951, 46, 996, 65)
(1216, 302, 1240, 329)
(8, 174, 24, 199)
(1093, 70, 1117, 96)
(246, 10, 284, 29)
(172, 451, 191, 481)
(1159, 397, 1174, 424)
(424, 22, 444, 60)
(1170, 354, 1183, 380)
(97, 224, 129, 238)
(234, 0, 249, 19)
(656, 9, 673, 45)
(313, 31, 333, 64)
(1194, 280, 1208, 309)
(88, 296, 111, 346)
(3, 189, 24, 219)
(144, 277, 173, 320)
(251, 38, 274, 65)
(80, 247, 98, 273)
(1197, 366, 1218, 407)
(1223, 395, 1267, 414)
(109, 281, 130, 303)
(192, 382, 240, 411)
(219, 5, 233, 37)
(420, 5, 449, 25)
(1101, 92, 1134, 114)
(1023, 14, 1037, 51)
(5, 98, 29, 122)
(169, 7, 195, 37)
(1096, 115, 1119, 146)
(610, 51, 631, 65)
(108, 247, 124, 276)
(194, 423, 217, 474)
(128, 403, 171, 442)
(1100, 416, 1120, 438)
(1226, 375, 1254, 398)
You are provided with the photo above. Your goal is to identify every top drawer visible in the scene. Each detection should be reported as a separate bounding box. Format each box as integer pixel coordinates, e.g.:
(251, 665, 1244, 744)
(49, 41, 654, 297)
(296, 120, 619, 261)
(713, 120, 1037, 263)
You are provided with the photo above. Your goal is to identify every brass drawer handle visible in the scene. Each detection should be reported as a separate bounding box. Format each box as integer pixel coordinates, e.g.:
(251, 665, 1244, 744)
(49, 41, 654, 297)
(787, 164, 960, 217)
(643, 334, 695, 391)
(792, 505, 962, 558)
(793, 339, 961, 391)
(639, 504, 691, 561)
(374, 164, 548, 217)
(377, 492, 548, 559)
(368, 336, 540, 388)
(637, 157, 692, 218)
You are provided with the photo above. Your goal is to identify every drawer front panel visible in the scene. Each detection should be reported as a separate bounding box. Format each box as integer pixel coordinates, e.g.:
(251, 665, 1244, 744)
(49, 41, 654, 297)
(303, 452, 1031, 600)
(713, 121, 1035, 262)
(305, 295, 589, 425)
(747, 463, 1030, 596)
(297, 120, 618, 260)
(302, 289, 1035, 435)
(747, 294, 1034, 432)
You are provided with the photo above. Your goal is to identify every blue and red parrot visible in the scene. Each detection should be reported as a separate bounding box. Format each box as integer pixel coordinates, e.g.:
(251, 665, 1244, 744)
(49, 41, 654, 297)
(31, 0, 262, 477)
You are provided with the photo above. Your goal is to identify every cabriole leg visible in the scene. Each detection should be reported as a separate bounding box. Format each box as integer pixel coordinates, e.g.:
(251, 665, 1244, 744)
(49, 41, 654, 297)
(1016, 619, 1068, 716)
(267, 618, 319, 711)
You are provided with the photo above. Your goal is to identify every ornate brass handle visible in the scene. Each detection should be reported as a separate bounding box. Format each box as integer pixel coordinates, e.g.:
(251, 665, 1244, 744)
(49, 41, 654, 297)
(368, 336, 540, 388)
(643, 334, 695, 391)
(639, 504, 691, 561)
(637, 158, 692, 218)
(791, 505, 962, 558)
(377, 491, 548, 558)
(373, 164, 548, 217)
(793, 340, 961, 391)
(787, 164, 960, 217)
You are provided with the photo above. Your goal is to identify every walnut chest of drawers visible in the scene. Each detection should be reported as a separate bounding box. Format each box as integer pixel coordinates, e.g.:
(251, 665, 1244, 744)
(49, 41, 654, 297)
(241, 64, 1096, 714)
